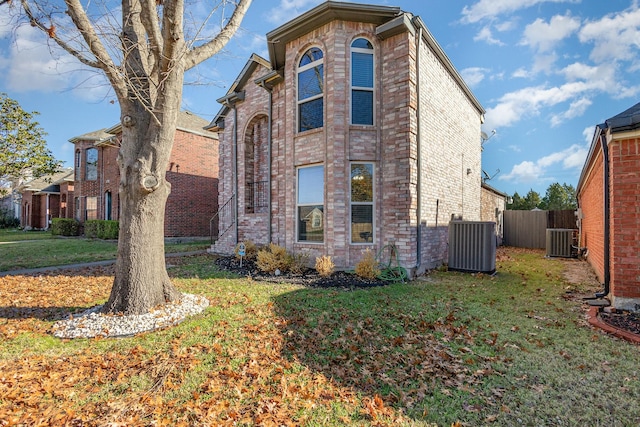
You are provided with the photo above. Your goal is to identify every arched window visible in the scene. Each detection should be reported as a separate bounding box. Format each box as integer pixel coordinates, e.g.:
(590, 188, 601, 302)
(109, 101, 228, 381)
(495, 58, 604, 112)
(351, 38, 374, 125)
(74, 149, 81, 180)
(297, 47, 324, 132)
(85, 148, 98, 180)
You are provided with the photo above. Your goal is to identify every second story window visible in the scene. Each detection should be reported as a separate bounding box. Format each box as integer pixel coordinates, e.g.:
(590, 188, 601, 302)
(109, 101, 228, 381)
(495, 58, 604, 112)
(85, 148, 98, 181)
(297, 47, 324, 132)
(74, 150, 81, 179)
(351, 38, 374, 125)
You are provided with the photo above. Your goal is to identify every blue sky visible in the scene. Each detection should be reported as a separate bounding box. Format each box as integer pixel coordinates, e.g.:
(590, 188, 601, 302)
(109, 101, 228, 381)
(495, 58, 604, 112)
(1, 0, 639, 197)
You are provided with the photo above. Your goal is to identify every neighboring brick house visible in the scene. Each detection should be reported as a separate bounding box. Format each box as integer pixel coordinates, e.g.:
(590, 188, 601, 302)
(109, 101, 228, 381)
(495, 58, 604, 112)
(480, 182, 507, 245)
(71, 111, 219, 237)
(577, 101, 640, 311)
(208, 2, 485, 276)
(18, 168, 75, 230)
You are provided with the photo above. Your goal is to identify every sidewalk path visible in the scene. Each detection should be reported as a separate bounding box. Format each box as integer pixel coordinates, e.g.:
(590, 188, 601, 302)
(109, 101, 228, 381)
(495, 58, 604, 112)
(0, 250, 207, 277)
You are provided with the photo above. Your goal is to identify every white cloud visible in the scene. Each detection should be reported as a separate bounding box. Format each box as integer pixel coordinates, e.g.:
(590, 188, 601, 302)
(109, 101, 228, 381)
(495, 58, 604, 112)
(550, 97, 592, 127)
(460, 67, 489, 87)
(582, 126, 596, 144)
(512, 67, 530, 79)
(2, 24, 109, 102)
(520, 14, 581, 52)
(500, 143, 588, 184)
(461, 0, 580, 24)
(579, 4, 640, 63)
(267, 0, 323, 25)
(474, 26, 505, 45)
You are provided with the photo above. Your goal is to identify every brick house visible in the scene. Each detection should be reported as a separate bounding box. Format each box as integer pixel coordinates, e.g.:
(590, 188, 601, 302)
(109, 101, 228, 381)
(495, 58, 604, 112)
(71, 111, 219, 237)
(577, 102, 640, 311)
(18, 168, 75, 230)
(208, 2, 485, 276)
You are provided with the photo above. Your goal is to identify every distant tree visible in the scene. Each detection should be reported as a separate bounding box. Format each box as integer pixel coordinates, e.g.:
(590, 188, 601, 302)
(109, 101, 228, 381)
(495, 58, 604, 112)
(0, 93, 61, 196)
(539, 182, 577, 210)
(508, 189, 541, 210)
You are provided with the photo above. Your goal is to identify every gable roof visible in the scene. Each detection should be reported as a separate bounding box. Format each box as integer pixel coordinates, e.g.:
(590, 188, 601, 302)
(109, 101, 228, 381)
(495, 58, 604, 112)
(69, 111, 217, 146)
(102, 110, 216, 140)
(68, 129, 113, 144)
(576, 101, 640, 194)
(18, 168, 74, 194)
(605, 101, 640, 132)
(205, 54, 272, 131)
(265, 1, 483, 116)
(267, 2, 401, 71)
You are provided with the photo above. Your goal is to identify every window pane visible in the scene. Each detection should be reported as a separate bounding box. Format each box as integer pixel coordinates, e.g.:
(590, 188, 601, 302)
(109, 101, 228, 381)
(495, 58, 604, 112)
(86, 196, 98, 220)
(298, 205, 324, 242)
(352, 90, 373, 126)
(351, 38, 373, 49)
(299, 47, 323, 67)
(351, 163, 373, 202)
(86, 148, 98, 181)
(298, 165, 324, 204)
(298, 64, 324, 101)
(299, 98, 324, 132)
(352, 52, 373, 88)
(351, 205, 373, 243)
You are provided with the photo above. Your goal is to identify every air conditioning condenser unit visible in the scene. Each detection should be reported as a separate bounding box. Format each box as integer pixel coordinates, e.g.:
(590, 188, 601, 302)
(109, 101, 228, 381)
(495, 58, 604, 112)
(448, 221, 496, 274)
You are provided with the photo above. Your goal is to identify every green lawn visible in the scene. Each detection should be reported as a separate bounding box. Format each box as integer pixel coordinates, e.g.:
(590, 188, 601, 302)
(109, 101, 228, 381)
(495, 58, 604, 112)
(0, 247, 638, 426)
(0, 228, 209, 271)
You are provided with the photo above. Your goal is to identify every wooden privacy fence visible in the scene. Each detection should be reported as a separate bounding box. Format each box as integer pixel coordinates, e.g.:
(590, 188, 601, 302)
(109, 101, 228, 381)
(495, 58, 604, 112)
(504, 210, 577, 248)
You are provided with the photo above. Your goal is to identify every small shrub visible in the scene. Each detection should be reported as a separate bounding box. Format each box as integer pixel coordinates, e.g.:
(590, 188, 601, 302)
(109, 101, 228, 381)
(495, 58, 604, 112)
(98, 220, 119, 239)
(0, 207, 19, 229)
(288, 252, 310, 275)
(235, 240, 258, 261)
(315, 255, 334, 277)
(84, 220, 119, 239)
(51, 218, 81, 236)
(256, 243, 289, 274)
(355, 248, 380, 280)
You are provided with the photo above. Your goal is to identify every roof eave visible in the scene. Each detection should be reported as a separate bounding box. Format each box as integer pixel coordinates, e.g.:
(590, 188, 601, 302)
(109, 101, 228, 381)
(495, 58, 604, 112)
(267, 1, 401, 70)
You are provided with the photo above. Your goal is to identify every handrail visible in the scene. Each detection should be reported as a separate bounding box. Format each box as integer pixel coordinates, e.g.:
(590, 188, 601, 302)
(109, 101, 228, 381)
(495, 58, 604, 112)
(209, 193, 236, 245)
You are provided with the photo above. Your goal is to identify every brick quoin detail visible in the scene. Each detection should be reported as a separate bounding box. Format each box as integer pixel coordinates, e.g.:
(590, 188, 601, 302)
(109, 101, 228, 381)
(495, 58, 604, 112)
(214, 8, 484, 276)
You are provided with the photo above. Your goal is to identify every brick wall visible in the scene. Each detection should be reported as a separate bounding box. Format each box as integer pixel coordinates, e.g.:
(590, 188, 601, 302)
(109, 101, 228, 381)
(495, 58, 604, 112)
(214, 17, 483, 275)
(480, 186, 506, 244)
(73, 128, 218, 237)
(578, 147, 605, 283)
(609, 136, 640, 309)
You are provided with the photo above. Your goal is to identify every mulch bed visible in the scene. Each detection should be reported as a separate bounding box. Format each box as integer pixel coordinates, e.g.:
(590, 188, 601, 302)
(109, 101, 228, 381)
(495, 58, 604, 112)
(599, 310, 640, 336)
(214, 256, 390, 289)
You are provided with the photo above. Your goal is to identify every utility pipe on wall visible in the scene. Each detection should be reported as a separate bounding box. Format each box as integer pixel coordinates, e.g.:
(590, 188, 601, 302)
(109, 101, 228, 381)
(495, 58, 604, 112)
(596, 133, 610, 298)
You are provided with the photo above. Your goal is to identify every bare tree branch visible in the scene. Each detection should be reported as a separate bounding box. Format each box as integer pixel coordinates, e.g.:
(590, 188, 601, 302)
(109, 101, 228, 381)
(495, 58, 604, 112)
(185, 0, 252, 70)
(63, 0, 128, 100)
(139, 0, 163, 66)
(18, 0, 101, 69)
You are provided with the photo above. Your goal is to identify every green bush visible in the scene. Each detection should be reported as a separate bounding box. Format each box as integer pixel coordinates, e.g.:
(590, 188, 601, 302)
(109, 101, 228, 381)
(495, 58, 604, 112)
(51, 218, 81, 236)
(0, 207, 19, 229)
(84, 220, 119, 239)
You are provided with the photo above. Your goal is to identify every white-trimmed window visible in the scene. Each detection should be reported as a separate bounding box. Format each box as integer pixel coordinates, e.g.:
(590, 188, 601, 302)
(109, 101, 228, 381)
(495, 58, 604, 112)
(297, 47, 324, 132)
(85, 196, 98, 220)
(351, 38, 374, 125)
(350, 163, 374, 243)
(297, 165, 324, 242)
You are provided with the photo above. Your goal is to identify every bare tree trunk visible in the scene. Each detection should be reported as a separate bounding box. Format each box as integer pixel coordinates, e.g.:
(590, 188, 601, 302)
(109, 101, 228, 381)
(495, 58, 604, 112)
(103, 65, 185, 315)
